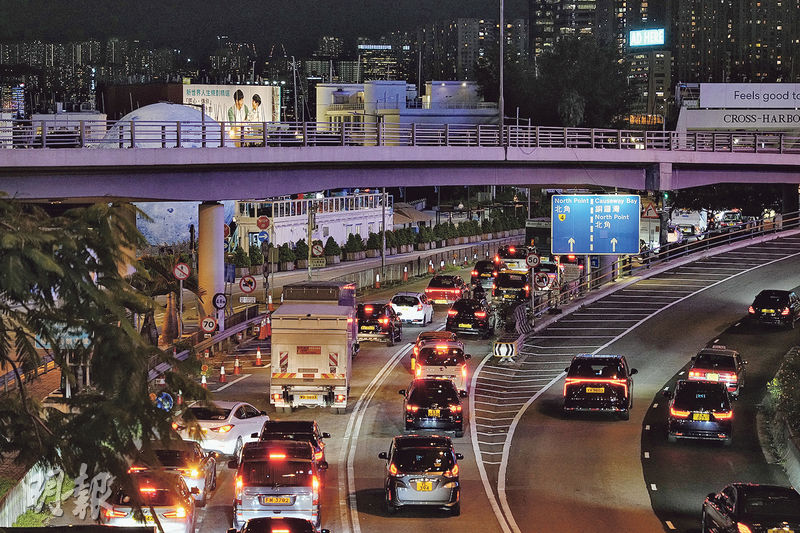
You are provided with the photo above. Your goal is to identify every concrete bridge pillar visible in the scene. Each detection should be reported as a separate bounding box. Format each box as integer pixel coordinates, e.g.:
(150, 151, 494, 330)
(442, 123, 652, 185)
(198, 201, 225, 331)
(111, 202, 137, 278)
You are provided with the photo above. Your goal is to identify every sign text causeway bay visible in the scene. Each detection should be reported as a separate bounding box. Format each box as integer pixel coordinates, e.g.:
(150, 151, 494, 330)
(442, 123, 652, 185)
(551, 195, 640, 255)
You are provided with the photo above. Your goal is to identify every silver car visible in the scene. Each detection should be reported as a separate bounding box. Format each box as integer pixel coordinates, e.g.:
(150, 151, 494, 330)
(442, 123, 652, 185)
(378, 434, 463, 516)
(130, 439, 217, 506)
(102, 472, 197, 533)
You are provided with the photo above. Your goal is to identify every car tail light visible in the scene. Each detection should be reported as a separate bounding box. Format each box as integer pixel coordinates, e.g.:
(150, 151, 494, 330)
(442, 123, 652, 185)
(104, 508, 127, 519)
(314, 451, 324, 461)
(271, 393, 282, 403)
(669, 407, 690, 418)
(389, 463, 398, 476)
(406, 404, 419, 412)
(425, 288, 432, 293)
(127, 466, 147, 474)
(417, 304, 423, 311)
(688, 370, 701, 379)
(714, 411, 733, 420)
(781, 307, 791, 316)
(462, 365, 467, 379)
(209, 424, 234, 433)
(235, 475, 243, 491)
(336, 394, 346, 403)
(448, 404, 462, 413)
(413, 346, 419, 356)
(379, 317, 389, 326)
(415, 366, 422, 377)
(492, 271, 498, 277)
(163, 506, 186, 519)
(494, 255, 500, 263)
(474, 310, 487, 318)
(748, 306, 755, 314)
(448, 309, 458, 316)
(171, 422, 185, 431)
(524, 285, 530, 294)
(509, 246, 516, 253)
(312, 475, 320, 491)
(269, 453, 286, 460)
(444, 464, 459, 477)
(563, 377, 628, 396)
(492, 283, 497, 290)
(364, 305, 373, 314)
(140, 487, 157, 493)
(737, 523, 753, 533)
(179, 468, 201, 478)
(471, 270, 478, 276)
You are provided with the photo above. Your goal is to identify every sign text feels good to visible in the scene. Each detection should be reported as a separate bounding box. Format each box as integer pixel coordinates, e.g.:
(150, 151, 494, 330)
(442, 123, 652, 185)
(551, 195, 640, 255)
(700, 83, 800, 109)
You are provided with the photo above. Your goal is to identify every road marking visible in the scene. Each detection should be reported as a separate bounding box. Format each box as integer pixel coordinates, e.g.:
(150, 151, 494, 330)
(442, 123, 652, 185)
(713, 338, 720, 343)
(665, 520, 676, 529)
(678, 371, 685, 375)
(651, 483, 658, 491)
(645, 425, 650, 430)
(212, 374, 251, 392)
(339, 342, 411, 533)
(644, 452, 650, 459)
(653, 403, 659, 408)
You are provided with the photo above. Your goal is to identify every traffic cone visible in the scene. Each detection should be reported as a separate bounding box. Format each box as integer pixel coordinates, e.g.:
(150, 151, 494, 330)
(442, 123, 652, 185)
(268, 294, 274, 312)
(255, 347, 263, 366)
(219, 364, 227, 383)
(259, 317, 269, 340)
(176, 390, 183, 406)
(204, 349, 210, 359)
(234, 356, 241, 375)
(201, 375, 207, 388)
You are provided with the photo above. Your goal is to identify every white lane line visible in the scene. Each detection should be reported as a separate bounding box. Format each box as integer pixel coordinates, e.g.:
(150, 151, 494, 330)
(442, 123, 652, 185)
(524, 343, 602, 348)
(475, 416, 517, 421)
(529, 335, 618, 339)
(340, 342, 411, 533)
(546, 326, 630, 330)
(481, 451, 504, 455)
(470, 352, 514, 533)
(665, 520, 676, 530)
(643, 452, 650, 459)
(650, 484, 658, 491)
(477, 431, 508, 436)
(653, 403, 659, 408)
(645, 425, 650, 430)
(478, 441, 506, 446)
(484, 461, 501, 465)
(212, 374, 252, 392)
(560, 318, 642, 322)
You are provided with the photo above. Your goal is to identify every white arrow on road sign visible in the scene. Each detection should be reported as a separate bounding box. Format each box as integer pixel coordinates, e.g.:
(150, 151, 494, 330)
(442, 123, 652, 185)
(611, 238, 618, 252)
(568, 237, 575, 252)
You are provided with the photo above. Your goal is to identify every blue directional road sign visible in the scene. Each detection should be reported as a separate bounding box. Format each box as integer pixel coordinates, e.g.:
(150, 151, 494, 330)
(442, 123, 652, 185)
(258, 231, 270, 244)
(551, 195, 640, 255)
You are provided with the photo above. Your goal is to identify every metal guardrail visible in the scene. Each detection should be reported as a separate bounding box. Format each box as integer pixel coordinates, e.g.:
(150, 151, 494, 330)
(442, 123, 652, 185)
(4, 119, 800, 153)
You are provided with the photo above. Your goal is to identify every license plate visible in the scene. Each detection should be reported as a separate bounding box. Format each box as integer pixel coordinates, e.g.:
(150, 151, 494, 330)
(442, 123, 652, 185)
(361, 325, 375, 331)
(768, 528, 794, 533)
(693, 412, 710, 421)
(763, 309, 775, 314)
(458, 323, 472, 329)
(706, 373, 719, 382)
(299, 394, 317, 400)
(261, 496, 292, 505)
(434, 299, 448, 304)
(427, 409, 440, 417)
(144, 515, 155, 523)
(503, 294, 514, 299)
(586, 387, 605, 394)
(416, 481, 433, 491)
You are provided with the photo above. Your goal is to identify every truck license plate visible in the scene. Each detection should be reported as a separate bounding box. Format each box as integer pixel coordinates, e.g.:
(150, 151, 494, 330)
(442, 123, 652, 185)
(299, 394, 318, 400)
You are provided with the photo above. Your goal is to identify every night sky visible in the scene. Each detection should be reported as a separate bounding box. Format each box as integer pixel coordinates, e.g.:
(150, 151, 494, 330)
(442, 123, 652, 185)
(0, 0, 528, 57)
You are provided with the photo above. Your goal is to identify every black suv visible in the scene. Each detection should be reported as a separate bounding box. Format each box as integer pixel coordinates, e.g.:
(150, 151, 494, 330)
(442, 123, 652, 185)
(493, 270, 531, 302)
(702, 483, 800, 533)
(357, 303, 403, 345)
(471, 260, 501, 289)
(252, 420, 331, 469)
(445, 298, 493, 338)
(228, 517, 330, 533)
(748, 289, 800, 328)
(664, 380, 733, 444)
(562, 354, 637, 420)
(399, 378, 464, 438)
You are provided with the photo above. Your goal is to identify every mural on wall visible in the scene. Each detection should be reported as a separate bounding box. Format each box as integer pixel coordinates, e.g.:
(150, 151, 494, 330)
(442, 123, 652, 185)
(136, 201, 235, 245)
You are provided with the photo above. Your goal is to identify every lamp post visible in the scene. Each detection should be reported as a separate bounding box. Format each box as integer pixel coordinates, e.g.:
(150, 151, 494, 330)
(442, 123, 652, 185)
(499, 0, 505, 147)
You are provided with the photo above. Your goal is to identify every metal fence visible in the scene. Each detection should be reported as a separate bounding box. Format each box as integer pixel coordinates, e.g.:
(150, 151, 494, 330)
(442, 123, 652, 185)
(5, 119, 800, 153)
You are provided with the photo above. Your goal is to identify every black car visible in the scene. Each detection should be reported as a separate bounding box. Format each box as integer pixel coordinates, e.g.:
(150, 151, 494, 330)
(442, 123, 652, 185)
(748, 289, 800, 328)
(253, 420, 331, 469)
(378, 435, 463, 516)
(228, 516, 330, 533)
(471, 260, 501, 290)
(702, 483, 800, 533)
(493, 270, 531, 302)
(399, 379, 463, 438)
(425, 275, 467, 305)
(357, 303, 403, 345)
(562, 354, 637, 420)
(664, 380, 733, 444)
(445, 298, 493, 338)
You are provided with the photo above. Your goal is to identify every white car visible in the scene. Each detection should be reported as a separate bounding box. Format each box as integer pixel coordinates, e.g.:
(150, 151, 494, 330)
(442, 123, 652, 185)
(172, 401, 269, 457)
(390, 292, 434, 326)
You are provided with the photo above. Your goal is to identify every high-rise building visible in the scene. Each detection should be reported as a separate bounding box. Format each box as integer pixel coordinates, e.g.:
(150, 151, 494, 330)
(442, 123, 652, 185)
(315, 36, 345, 59)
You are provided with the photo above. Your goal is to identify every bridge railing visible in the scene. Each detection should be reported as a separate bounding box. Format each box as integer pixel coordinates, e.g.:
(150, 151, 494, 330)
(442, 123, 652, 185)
(4, 118, 800, 153)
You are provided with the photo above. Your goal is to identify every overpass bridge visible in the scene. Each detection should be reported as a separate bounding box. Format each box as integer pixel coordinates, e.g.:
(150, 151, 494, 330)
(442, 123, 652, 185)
(1, 121, 800, 202)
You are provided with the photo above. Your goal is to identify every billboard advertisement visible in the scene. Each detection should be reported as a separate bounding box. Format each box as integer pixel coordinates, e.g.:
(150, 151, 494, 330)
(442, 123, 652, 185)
(629, 28, 665, 47)
(700, 83, 800, 109)
(182, 84, 281, 123)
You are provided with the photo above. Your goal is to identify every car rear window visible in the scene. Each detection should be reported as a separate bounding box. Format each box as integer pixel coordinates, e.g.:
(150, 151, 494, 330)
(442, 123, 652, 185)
(474, 261, 495, 274)
(568, 360, 624, 379)
(754, 292, 789, 306)
(496, 273, 527, 288)
(358, 304, 387, 318)
(453, 299, 483, 312)
(153, 450, 191, 468)
(114, 487, 176, 507)
(429, 277, 457, 288)
(535, 264, 557, 274)
(393, 448, 454, 472)
(419, 347, 465, 366)
(260, 433, 316, 445)
(188, 406, 230, 420)
(741, 490, 800, 518)
(673, 383, 729, 411)
(417, 332, 455, 344)
(392, 296, 419, 307)
(498, 247, 527, 259)
(694, 353, 736, 371)
(240, 460, 314, 487)
(409, 382, 459, 404)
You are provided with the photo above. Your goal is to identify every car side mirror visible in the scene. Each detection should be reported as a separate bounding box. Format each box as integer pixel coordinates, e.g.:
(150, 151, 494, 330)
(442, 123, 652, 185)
(322, 432, 331, 439)
(456, 453, 464, 460)
(465, 354, 472, 360)
(260, 410, 268, 416)
(662, 390, 674, 399)
(460, 391, 468, 398)
(251, 432, 259, 439)
(227, 459, 239, 469)
(190, 487, 200, 494)
(378, 452, 388, 460)
(319, 461, 329, 471)
(321, 530, 331, 533)
(398, 389, 406, 396)
(630, 368, 638, 375)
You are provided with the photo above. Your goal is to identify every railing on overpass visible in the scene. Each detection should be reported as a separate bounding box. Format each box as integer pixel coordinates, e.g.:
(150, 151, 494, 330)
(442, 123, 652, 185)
(4, 119, 800, 153)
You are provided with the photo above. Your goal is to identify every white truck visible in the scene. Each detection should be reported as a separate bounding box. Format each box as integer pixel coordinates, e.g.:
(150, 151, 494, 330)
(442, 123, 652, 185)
(269, 282, 358, 414)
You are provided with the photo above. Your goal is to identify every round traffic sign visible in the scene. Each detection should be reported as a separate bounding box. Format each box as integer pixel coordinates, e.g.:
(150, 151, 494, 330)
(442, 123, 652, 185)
(311, 242, 324, 257)
(173, 262, 190, 280)
(224, 224, 231, 239)
(239, 275, 256, 294)
(201, 316, 218, 333)
(258, 231, 270, 244)
(534, 272, 550, 289)
(257, 216, 270, 230)
(212, 293, 227, 310)
(526, 253, 541, 269)
(156, 392, 174, 411)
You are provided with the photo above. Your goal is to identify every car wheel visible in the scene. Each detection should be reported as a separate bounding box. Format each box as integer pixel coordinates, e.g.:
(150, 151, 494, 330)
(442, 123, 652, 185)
(722, 436, 733, 447)
(450, 502, 461, 517)
(386, 501, 398, 515)
(667, 433, 677, 444)
(233, 437, 243, 459)
(197, 487, 207, 508)
(700, 509, 709, 533)
(210, 470, 217, 491)
(454, 430, 464, 438)
(387, 328, 395, 347)
(619, 409, 630, 421)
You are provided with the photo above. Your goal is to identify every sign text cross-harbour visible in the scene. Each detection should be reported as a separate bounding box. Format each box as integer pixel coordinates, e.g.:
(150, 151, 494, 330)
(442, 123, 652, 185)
(551, 195, 640, 255)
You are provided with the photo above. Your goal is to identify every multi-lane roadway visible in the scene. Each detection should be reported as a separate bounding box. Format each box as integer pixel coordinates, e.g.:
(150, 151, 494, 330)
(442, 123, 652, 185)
(186, 231, 800, 533)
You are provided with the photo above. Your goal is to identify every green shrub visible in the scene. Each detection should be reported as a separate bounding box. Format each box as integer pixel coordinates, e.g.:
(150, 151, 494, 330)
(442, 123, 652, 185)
(278, 243, 295, 263)
(343, 233, 364, 253)
(0, 476, 15, 501)
(232, 246, 250, 268)
(249, 246, 264, 266)
(416, 226, 433, 243)
(366, 232, 382, 250)
(481, 219, 492, 234)
(13, 510, 49, 527)
(774, 349, 800, 432)
(294, 239, 309, 260)
(385, 230, 397, 249)
(324, 237, 341, 256)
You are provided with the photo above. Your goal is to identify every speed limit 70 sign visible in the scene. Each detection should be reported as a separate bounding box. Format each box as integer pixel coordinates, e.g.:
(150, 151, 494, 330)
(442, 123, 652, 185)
(200, 316, 218, 333)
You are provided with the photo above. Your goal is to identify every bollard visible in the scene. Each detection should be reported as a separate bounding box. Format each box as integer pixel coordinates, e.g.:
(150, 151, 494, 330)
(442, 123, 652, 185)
(219, 364, 226, 383)
(201, 375, 207, 388)
(375, 273, 381, 289)
(268, 294, 274, 312)
(403, 266, 408, 282)
(204, 348, 210, 359)
(176, 389, 183, 406)
(255, 347, 263, 366)
(234, 356, 241, 374)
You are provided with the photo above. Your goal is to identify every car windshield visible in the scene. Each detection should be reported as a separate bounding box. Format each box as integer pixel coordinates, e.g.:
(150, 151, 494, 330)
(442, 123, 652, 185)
(429, 277, 457, 288)
(496, 273, 527, 288)
(673, 383, 730, 411)
(409, 382, 460, 404)
(419, 347, 465, 366)
(153, 450, 191, 467)
(568, 360, 624, 379)
(392, 296, 419, 307)
(741, 489, 800, 519)
(754, 292, 789, 306)
(393, 448, 454, 473)
(694, 353, 736, 371)
(240, 461, 314, 487)
(188, 406, 230, 421)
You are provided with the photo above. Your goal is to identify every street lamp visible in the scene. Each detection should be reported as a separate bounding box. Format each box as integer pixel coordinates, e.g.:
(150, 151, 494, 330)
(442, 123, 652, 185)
(499, 0, 505, 147)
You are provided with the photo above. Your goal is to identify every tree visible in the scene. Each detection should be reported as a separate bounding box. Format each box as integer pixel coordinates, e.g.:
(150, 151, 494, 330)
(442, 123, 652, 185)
(0, 199, 205, 495)
(323, 237, 341, 257)
(231, 246, 250, 268)
(294, 239, 309, 261)
(249, 246, 264, 266)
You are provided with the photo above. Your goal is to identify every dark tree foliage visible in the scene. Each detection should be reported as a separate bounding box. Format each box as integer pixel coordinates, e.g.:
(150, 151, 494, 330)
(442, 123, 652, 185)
(671, 184, 785, 216)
